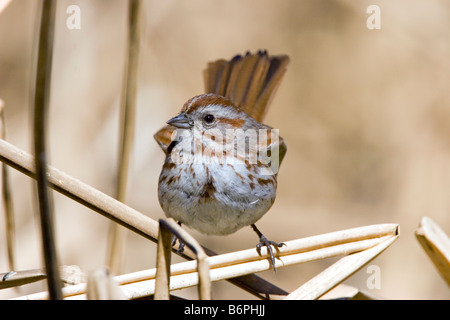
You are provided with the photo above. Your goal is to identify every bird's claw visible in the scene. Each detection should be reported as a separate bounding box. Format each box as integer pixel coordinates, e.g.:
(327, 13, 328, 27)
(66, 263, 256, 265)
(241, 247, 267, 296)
(256, 234, 285, 271)
(171, 235, 185, 254)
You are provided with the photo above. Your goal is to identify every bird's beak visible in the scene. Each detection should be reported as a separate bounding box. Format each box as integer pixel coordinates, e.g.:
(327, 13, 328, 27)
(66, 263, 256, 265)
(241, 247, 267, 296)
(166, 112, 193, 129)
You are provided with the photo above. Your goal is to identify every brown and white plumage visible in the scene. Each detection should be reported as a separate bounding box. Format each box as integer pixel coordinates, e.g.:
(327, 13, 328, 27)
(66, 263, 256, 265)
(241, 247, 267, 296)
(154, 51, 289, 269)
(157, 94, 278, 235)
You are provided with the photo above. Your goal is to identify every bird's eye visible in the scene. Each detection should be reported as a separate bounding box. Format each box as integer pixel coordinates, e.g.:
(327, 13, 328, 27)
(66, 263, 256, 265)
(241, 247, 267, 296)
(203, 114, 215, 124)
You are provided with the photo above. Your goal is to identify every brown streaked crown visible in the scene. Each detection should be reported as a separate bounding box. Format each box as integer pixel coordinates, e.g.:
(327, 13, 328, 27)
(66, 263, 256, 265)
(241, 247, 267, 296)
(181, 93, 237, 114)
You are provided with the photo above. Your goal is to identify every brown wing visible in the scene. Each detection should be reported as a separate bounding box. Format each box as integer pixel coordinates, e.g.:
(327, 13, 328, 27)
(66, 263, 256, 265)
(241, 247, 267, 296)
(153, 124, 175, 155)
(203, 50, 289, 122)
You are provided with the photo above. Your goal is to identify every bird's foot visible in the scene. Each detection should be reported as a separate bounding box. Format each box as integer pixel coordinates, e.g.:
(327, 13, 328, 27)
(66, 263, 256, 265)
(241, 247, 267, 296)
(251, 224, 285, 271)
(171, 235, 185, 254)
(171, 221, 186, 254)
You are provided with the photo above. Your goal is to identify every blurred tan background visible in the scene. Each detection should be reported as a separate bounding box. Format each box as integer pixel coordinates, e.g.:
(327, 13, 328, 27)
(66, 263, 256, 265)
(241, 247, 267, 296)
(0, 0, 449, 299)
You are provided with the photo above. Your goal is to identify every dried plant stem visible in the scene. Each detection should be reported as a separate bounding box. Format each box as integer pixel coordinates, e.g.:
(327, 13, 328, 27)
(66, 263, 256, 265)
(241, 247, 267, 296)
(154, 220, 173, 300)
(0, 265, 85, 289)
(0, 269, 46, 289)
(155, 219, 211, 300)
(415, 216, 450, 286)
(0, 138, 159, 241)
(33, 0, 61, 300)
(13, 223, 398, 300)
(106, 0, 143, 275)
(0, 100, 16, 271)
(284, 235, 398, 299)
(0, 138, 286, 298)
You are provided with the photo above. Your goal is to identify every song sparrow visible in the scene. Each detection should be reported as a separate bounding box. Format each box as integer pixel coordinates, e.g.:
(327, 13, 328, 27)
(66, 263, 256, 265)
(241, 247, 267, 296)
(154, 50, 289, 269)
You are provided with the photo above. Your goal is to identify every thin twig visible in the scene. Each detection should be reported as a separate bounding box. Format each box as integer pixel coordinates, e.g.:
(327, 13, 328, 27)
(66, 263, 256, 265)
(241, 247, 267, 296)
(106, 0, 143, 274)
(33, 0, 61, 300)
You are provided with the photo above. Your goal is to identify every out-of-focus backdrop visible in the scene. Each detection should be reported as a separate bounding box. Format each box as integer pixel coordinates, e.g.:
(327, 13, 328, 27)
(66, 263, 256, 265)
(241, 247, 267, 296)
(0, 0, 449, 299)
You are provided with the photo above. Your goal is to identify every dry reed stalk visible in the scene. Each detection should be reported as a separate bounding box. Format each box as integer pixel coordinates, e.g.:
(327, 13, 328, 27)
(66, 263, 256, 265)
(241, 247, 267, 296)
(0, 265, 85, 289)
(0, 138, 286, 298)
(106, 0, 143, 275)
(32, 0, 61, 300)
(415, 216, 450, 286)
(154, 219, 211, 300)
(0, 138, 160, 243)
(0, 99, 16, 272)
(284, 235, 398, 299)
(0, 269, 46, 289)
(154, 219, 173, 300)
(13, 223, 398, 300)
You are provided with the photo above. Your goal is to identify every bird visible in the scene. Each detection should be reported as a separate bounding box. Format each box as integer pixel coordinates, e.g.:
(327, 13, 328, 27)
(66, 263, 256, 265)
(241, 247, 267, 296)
(154, 50, 289, 270)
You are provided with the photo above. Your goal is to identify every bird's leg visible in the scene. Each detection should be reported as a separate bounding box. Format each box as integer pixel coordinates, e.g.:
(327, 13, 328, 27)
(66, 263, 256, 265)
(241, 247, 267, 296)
(251, 224, 285, 271)
(171, 221, 185, 254)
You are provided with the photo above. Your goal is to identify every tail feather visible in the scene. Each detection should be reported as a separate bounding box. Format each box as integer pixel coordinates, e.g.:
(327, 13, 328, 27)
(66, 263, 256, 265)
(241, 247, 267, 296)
(242, 53, 271, 114)
(252, 55, 289, 121)
(204, 50, 289, 122)
(227, 52, 259, 106)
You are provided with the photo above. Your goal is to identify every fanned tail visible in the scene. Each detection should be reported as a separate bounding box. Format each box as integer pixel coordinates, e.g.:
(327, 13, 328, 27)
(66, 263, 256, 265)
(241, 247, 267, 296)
(203, 50, 289, 122)
(155, 50, 289, 155)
